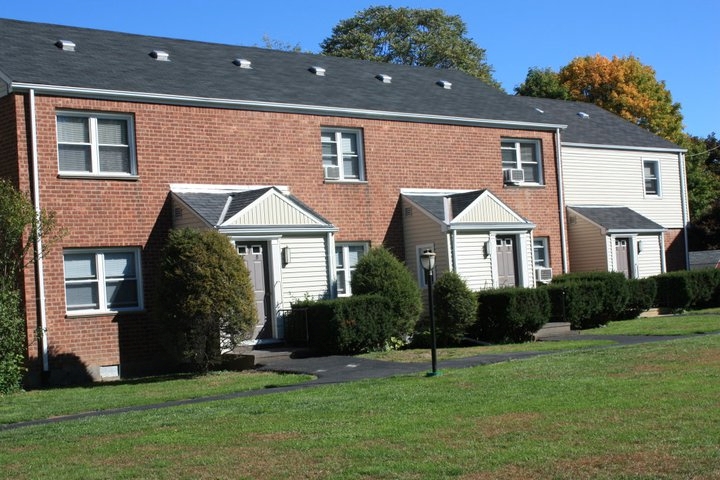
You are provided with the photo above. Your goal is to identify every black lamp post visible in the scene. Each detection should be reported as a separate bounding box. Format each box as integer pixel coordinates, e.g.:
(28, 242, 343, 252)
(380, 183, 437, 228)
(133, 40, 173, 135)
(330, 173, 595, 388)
(420, 249, 439, 376)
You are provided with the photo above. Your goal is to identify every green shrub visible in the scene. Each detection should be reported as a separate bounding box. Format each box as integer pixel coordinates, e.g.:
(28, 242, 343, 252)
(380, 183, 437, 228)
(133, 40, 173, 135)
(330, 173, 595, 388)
(288, 295, 396, 354)
(432, 271, 477, 347)
(655, 269, 720, 311)
(0, 285, 26, 394)
(472, 287, 550, 343)
(552, 272, 630, 328)
(544, 282, 595, 329)
(155, 228, 257, 373)
(350, 246, 422, 338)
(619, 277, 657, 319)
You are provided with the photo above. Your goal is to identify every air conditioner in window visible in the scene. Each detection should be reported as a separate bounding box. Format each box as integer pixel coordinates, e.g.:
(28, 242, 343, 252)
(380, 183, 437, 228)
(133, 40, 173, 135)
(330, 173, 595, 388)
(535, 267, 553, 283)
(324, 165, 341, 180)
(503, 168, 524, 185)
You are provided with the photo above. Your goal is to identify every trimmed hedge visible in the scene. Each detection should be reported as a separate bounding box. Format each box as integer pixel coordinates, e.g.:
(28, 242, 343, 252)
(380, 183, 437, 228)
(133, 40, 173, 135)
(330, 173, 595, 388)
(619, 277, 657, 319)
(655, 269, 720, 311)
(471, 287, 550, 343)
(549, 272, 630, 329)
(287, 295, 397, 355)
(433, 271, 477, 347)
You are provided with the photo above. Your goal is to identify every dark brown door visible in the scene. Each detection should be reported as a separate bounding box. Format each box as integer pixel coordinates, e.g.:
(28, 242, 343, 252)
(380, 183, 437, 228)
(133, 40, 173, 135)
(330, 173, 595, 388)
(496, 236, 518, 287)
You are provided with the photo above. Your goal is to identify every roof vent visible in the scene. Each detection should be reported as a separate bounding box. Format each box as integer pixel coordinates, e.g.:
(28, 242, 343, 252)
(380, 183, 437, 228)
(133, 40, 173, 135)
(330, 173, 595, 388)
(436, 80, 452, 90)
(376, 74, 392, 84)
(149, 50, 170, 61)
(233, 58, 252, 69)
(55, 40, 76, 52)
(309, 66, 326, 76)
(577, 111, 590, 119)
(534, 107, 544, 114)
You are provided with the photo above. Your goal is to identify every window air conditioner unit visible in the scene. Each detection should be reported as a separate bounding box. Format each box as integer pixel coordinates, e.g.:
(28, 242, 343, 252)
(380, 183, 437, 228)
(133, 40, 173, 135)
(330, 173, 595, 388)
(324, 165, 341, 180)
(504, 168, 524, 184)
(535, 267, 553, 283)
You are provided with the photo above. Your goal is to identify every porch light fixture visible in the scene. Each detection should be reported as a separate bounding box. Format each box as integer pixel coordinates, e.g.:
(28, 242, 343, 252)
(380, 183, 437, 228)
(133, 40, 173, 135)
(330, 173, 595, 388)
(282, 246, 291, 266)
(420, 249, 440, 376)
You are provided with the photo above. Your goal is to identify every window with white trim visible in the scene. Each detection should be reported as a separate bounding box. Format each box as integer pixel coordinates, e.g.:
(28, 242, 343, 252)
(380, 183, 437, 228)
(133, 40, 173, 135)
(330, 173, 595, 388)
(57, 112, 136, 177)
(501, 139, 543, 184)
(643, 160, 661, 196)
(63, 248, 143, 314)
(533, 237, 549, 268)
(321, 128, 365, 181)
(335, 243, 368, 296)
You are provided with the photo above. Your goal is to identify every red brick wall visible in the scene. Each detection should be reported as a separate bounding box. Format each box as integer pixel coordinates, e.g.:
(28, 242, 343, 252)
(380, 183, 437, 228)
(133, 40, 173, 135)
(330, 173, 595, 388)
(20, 95, 563, 378)
(664, 228, 687, 271)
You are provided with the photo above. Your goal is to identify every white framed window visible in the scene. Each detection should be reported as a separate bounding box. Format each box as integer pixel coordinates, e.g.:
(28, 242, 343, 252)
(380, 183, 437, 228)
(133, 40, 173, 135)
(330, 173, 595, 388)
(643, 159, 661, 196)
(335, 243, 368, 296)
(501, 139, 543, 184)
(63, 248, 143, 314)
(321, 128, 365, 181)
(57, 112, 137, 177)
(533, 237, 549, 268)
(416, 244, 435, 289)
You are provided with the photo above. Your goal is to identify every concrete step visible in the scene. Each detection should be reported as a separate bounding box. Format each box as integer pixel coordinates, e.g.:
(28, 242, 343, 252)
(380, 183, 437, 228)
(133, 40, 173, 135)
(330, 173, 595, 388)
(534, 322, 574, 340)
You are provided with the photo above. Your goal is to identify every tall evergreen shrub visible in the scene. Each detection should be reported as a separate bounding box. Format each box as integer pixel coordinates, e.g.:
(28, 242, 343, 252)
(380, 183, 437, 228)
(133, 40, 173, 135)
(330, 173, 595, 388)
(433, 271, 477, 346)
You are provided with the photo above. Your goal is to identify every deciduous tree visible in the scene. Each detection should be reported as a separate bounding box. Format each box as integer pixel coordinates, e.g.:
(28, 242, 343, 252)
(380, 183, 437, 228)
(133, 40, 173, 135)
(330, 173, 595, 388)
(321, 6, 501, 88)
(514, 67, 570, 100)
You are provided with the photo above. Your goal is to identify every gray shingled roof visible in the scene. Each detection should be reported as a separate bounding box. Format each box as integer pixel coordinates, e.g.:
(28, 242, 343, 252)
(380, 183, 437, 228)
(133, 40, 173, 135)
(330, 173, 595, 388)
(688, 250, 720, 270)
(513, 96, 681, 150)
(0, 18, 682, 151)
(404, 190, 490, 223)
(569, 206, 665, 232)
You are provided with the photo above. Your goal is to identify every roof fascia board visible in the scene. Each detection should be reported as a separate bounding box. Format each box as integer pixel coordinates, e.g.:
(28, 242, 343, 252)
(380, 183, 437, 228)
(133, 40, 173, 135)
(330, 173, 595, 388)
(449, 222, 536, 232)
(563, 142, 685, 154)
(606, 228, 666, 234)
(218, 225, 339, 235)
(170, 183, 290, 194)
(12, 82, 567, 131)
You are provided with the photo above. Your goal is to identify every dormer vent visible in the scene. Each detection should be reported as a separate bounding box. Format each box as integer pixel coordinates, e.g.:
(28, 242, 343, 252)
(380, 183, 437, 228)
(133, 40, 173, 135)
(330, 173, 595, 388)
(436, 80, 452, 90)
(376, 74, 392, 84)
(534, 107, 544, 114)
(233, 58, 252, 69)
(577, 111, 590, 119)
(309, 66, 326, 76)
(55, 40, 76, 52)
(149, 50, 170, 61)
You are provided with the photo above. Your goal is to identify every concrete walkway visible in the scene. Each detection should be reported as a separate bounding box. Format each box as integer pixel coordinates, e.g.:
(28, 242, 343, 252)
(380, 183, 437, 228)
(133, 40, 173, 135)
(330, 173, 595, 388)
(0, 333, 705, 431)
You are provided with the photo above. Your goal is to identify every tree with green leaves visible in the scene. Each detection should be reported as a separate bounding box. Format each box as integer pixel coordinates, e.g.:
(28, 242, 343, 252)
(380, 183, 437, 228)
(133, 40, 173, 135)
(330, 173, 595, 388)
(0, 179, 63, 393)
(514, 67, 570, 100)
(321, 6, 501, 88)
(155, 228, 257, 373)
(516, 54, 684, 144)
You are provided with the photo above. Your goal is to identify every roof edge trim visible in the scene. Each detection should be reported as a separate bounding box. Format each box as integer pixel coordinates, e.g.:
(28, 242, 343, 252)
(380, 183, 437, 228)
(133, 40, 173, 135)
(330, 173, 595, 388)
(11, 83, 568, 131)
(563, 141, 685, 154)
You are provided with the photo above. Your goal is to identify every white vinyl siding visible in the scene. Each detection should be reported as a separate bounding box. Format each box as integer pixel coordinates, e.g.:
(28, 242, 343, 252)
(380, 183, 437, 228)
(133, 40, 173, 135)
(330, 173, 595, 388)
(454, 233, 494, 291)
(57, 112, 136, 177)
(636, 234, 663, 278)
(63, 248, 143, 314)
(321, 128, 365, 181)
(562, 147, 682, 227)
(401, 200, 449, 282)
(279, 236, 329, 309)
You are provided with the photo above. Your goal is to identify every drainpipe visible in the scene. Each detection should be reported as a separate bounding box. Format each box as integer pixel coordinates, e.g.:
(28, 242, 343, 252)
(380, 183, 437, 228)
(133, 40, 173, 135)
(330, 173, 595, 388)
(28, 89, 50, 375)
(678, 152, 690, 270)
(554, 128, 569, 273)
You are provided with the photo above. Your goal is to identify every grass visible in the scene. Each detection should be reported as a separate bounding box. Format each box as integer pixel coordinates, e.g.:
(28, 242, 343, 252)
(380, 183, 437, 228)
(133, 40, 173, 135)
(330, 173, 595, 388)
(361, 339, 615, 362)
(584, 310, 720, 336)
(1, 334, 719, 479)
(0, 370, 313, 425)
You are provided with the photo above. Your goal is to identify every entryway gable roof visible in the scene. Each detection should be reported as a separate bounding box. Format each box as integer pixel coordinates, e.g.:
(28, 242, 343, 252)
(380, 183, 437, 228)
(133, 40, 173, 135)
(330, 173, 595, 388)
(568, 206, 665, 233)
(171, 187, 335, 231)
(450, 190, 526, 225)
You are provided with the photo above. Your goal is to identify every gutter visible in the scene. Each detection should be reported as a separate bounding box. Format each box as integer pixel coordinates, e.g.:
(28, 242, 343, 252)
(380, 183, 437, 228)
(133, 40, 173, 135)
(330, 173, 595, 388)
(678, 152, 691, 270)
(555, 128, 569, 274)
(9, 83, 567, 132)
(28, 89, 49, 375)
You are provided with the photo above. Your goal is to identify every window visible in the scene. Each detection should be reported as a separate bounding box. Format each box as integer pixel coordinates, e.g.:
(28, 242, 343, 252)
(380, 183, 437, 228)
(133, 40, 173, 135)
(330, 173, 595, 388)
(501, 139, 543, 184)
(643, 160, 661, 196)
(335, 243, 368, 296)
(57, 112, 136, 177)
(321, 128, 365, 181)
(533, 237, 549, 268)
(63, 248, 143, 314)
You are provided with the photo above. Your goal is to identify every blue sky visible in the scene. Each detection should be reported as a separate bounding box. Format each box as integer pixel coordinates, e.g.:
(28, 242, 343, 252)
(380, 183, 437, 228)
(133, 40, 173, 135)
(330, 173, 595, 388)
(4, 0, 718, 137)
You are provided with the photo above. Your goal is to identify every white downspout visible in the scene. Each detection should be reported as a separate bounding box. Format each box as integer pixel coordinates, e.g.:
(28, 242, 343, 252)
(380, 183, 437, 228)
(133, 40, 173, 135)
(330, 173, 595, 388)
(29, 89, 49, 373)
(555, 128, 569, 273)
(678, 152, 690, 270)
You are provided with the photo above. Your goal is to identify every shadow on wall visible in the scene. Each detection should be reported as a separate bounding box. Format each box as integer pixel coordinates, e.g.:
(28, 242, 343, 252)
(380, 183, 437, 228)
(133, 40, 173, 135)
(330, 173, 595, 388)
(667, 231, 688, 271)
(23, 347, 95, 388)
(382, 196, 406, 262)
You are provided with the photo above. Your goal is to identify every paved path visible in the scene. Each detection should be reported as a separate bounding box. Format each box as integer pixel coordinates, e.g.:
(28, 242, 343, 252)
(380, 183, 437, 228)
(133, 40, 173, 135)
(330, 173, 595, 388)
(0, 333, 705, 431)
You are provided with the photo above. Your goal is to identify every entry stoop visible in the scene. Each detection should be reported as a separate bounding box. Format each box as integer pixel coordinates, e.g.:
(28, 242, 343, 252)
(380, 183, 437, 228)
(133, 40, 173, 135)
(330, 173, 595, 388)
(534, 322, 573, 340)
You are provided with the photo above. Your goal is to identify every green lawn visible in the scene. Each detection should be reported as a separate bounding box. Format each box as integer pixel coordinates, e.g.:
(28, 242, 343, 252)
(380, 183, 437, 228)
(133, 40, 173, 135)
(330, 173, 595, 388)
(584, 310, 720, 336)
(2, 334, 719, 479)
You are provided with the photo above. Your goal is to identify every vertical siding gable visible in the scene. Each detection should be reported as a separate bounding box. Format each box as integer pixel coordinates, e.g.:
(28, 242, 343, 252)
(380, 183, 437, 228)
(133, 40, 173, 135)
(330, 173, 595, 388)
(224, 191, 326, 227)
(452, 191, 524, 224)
